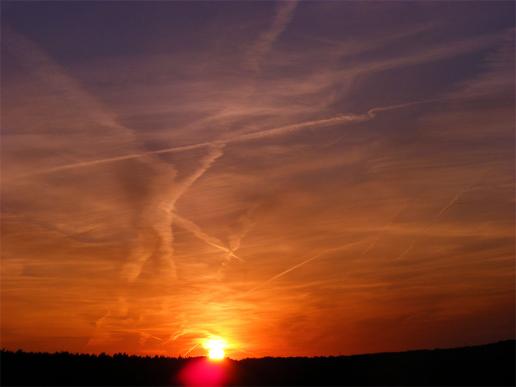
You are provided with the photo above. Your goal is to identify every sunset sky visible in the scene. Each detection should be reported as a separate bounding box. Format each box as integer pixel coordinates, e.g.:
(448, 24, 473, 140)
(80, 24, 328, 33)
(1, 1, 514, 358)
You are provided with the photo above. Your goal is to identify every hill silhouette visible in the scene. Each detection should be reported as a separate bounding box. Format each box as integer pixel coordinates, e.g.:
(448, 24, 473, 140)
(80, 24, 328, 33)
(1, 340, 514, 386)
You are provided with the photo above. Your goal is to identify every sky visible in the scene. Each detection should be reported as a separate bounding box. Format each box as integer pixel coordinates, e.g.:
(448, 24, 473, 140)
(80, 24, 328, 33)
(0, 1, 514, 358)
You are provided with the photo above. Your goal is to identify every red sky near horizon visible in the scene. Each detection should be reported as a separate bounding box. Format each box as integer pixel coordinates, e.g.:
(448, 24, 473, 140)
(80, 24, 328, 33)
(1, 1, 514, 358)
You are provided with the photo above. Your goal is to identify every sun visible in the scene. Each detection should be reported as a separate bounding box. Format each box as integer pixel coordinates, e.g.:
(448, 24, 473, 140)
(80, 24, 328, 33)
(203, 338, 227, 361)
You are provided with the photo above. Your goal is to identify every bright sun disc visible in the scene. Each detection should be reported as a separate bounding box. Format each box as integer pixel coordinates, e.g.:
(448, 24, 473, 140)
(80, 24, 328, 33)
(203, 338, 226, 361)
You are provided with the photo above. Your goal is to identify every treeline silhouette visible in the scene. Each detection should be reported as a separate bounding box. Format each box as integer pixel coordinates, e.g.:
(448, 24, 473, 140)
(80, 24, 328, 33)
(1, 340, 514, 386)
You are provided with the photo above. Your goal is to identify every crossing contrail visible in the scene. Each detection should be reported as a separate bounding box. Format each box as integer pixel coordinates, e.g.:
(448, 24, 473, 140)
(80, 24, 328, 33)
(172, 212, 244, 262)
(121, 144, 226, 281)
(14, 98, 443, 181)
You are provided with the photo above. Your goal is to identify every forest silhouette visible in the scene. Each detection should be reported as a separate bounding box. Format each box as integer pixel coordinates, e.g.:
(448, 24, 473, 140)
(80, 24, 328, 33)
(1, 340, 514, 386)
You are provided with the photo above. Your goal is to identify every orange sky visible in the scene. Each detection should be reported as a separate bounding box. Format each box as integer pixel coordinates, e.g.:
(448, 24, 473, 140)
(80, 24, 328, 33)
(1, 1, 514, 358)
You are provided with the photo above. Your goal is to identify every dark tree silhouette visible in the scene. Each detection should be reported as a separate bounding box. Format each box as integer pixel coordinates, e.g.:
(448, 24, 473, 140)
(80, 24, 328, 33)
(1, 340, 514, 386)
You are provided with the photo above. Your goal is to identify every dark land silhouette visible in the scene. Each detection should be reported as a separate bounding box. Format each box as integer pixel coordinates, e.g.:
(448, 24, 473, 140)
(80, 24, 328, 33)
(1, 340, 514, 386)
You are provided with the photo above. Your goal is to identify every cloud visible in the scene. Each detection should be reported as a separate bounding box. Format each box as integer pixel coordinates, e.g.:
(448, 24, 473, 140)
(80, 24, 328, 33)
(120, 144, 227, 282)
(244, 0, 298, 71)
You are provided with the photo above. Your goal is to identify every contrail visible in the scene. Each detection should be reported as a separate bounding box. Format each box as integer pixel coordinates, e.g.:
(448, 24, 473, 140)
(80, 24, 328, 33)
(230, 113, 368, 143)
(436, 189, 465, 218)
(360, 201, 411, 256)
(220, 204, 260, 267)
(138, 332, 163, 345)
(244, 0, 298, 72)
(121, 232, 155, 282)
(85, 309, 111, 347)
(168, 144, 225, 207)
(147, 99, 446, 287)
(366, 97, 445, 118)
(394, 241, 416, 261)
(13, 116, 359, 179)
(246, 240, 367, 294)
(23, 142, 212, 178)
(229, 96, 442, 144)
(394, 168, 492, 260)
(172, 212, 244, 262)
(4, 45, 443, 284)
(12, 98, 443, 180)
(4, 26, 181, 283)
(246, 252, 325, 294)
(2, 25, 161, 173)
(183, 343, 200, 357)
(3, 1, 292, 182)
(122, 144, 226, 282)
(7, 28, 249, 350)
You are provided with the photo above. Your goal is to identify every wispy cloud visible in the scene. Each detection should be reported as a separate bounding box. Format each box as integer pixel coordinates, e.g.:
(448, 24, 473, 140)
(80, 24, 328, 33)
(244, 0, 298, 72)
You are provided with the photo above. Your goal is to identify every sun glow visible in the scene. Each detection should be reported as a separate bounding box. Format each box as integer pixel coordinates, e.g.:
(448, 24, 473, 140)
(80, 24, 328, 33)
(203, 338, 227, 361)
